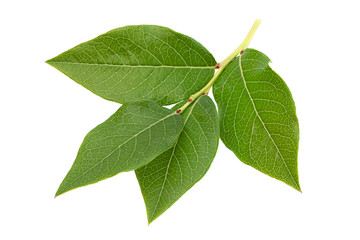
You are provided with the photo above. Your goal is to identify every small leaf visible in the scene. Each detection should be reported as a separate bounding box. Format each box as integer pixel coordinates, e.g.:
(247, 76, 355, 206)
(56, 101, 184, 197)
(213, 49, 300, 191)
(47, 25, 216, 105)
(136, 95, 219, 223)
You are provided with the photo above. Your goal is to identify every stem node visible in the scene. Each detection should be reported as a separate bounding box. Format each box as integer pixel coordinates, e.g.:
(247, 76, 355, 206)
(175, 19, 261, 114)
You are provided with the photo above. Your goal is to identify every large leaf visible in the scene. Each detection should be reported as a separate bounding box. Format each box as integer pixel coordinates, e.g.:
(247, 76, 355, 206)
(47, 25, 216, 105)
(56, 101, 184, 197)
(213, 49, 300, 191)
(136, 95, 219, 223)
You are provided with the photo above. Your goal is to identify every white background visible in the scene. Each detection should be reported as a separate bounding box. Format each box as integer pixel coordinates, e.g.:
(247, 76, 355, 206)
(1, 0, 359, 239)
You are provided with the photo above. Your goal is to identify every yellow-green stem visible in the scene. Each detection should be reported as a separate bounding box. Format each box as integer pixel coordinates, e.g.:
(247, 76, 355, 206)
(176, 19, 261, 114)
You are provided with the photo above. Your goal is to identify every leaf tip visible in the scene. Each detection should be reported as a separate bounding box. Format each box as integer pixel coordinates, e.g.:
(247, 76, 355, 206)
(45, 57, 56, 66)
(45, 59, 51, 64)
(292, 182, 302, 193)
(54, 193, 62, 199)
(54, 186, 68, 198)
(54, 191, 61, 199)
(146, 210, 160, 225)
(147, 216, 155, 225)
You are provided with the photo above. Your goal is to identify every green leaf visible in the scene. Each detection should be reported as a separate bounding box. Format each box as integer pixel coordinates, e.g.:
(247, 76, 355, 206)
(213, 49, 300, 191)
(136, 95, 219, 223)
(47, 25, 216, 105)
(56, 101, 184, 197)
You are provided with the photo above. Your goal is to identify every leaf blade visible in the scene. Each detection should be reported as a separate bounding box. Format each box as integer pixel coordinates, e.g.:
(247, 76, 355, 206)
(136, 95, 219, 223)
(56, 101, 184, 197)
(213, 49, 300, 191)
(47, 25, 216, 105)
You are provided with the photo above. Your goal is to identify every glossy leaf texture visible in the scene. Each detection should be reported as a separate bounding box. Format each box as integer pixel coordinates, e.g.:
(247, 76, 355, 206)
(136, 95, 219, 223)
(56, 101, 184, 197)
(213, 49, 300, 191)
(47, 25, 216, 105)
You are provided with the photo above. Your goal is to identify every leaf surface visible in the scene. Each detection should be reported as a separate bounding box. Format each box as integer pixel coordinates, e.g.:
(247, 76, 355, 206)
(47, 25, 216, 105)
(56, 101, 184, 196)
(136, 95, 219, 223)
(213, 49, 300, 190)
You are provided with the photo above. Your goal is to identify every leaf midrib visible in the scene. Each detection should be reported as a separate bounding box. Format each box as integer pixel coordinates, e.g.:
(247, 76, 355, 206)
(149, 99, 199, 221)
(239, 55, 299, 189)
(48, 61, 216, 69)
(58, 111, 178, 196)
